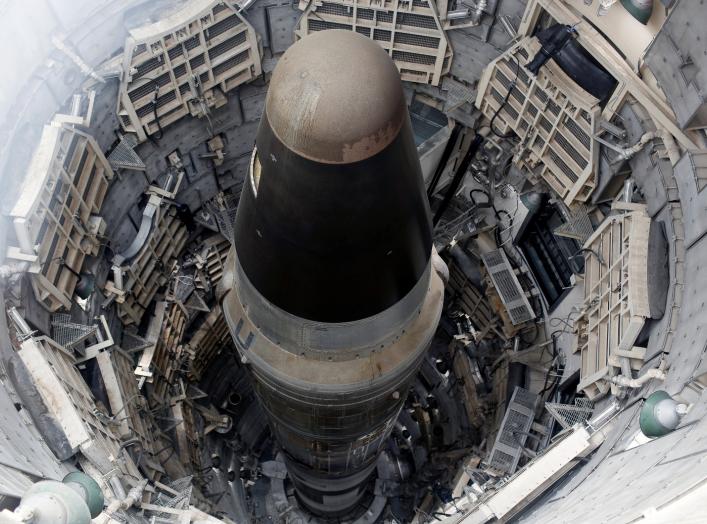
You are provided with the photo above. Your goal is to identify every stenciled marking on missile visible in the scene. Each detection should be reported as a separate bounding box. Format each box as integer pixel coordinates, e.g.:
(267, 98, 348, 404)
(233, 318, 255, 351)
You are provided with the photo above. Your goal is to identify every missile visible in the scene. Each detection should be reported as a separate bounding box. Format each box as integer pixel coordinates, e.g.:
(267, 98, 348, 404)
(222, 29, 444, 516)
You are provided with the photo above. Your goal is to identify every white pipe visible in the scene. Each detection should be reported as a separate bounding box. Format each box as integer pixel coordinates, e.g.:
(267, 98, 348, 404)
(610, 359, 667, 388)
(111, 265, 124, 291)
(470, 0, 487, 24)
(95, 479, 148, 523)
(624, 132, 656, 159)
(594, 132, 656, 161)
(108, 477, 126, 501)
(657, 128, 681, 165)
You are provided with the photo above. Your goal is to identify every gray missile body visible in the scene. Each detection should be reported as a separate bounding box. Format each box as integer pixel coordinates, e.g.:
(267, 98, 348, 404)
(222, 29, 444, 516)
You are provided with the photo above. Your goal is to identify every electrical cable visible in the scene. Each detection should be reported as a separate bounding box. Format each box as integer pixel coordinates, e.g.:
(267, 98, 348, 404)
(489, 54, 521, 139)
(150, 80, 165, 141)
(433, 134, 485, 226)
(549, 310, 579, 334)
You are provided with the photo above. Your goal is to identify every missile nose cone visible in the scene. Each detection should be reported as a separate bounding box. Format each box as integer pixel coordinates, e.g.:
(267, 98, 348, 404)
(265, 29, 407, 164)
(234, 29, 432, 322)
(226, 31, 445, 517)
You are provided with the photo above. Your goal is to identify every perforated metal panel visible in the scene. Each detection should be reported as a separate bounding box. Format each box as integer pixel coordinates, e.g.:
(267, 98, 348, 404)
(482, 249, 535, 325)
(476, 38, 600, 205)
(116, 0, 262, 142)
(489, 387, 540, 474)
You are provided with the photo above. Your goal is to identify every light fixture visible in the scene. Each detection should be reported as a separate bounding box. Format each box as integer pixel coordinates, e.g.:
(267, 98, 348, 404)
(620, 0, 653, 24)
(639, 390, 688, 437)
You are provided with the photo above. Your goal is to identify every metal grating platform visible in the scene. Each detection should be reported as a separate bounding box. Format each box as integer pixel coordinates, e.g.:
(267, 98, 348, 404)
(296, 0, 452, 86)
(575, 204, 653, 400)
(107, 133, 146, 171)
(7, 122, 113, 311)
(51, 313, 98, 350)
(114, 0, 262, 142)
(476, 38, 600, 205)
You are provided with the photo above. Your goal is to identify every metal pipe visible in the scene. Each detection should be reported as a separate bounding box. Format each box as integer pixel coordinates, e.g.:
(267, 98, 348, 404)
(657, 128, 681, 165)
(470, 0, 487, 25)
(108, 477, 126, 502)
(7, 307, 32, 337)
(111, 265, 123, 291)
(594, 132, 655, 161)
(96, 479, 148, 523)
(609, 359, 667, 389)
(447, 8, 472, 20)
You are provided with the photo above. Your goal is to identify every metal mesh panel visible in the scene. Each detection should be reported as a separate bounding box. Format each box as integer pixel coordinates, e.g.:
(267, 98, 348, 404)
(374, 28, 391, 41)
(308, 19, 352, 31)
(135, 56, 163, 78)
(397, 12, 437, 29)
(394, 32, 439, 49)
(319, 1, 351, 16)
(213, 49, 250, 77)
(357, 7, 374, 19)
(499, 409, 531, 447)
(207, 14, 241, 39)
(107, 134, 145, 171)
(392, 50, 436, 66)
(482, 249, 534, 325)
(545, 398, 594, 429)
(554, 204, 594, 243)
(51, 314, 98, 349)
(208, 31, 247, 60)
(555, 133, 589, 169)
(488, 387, 540, 474)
